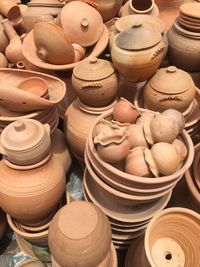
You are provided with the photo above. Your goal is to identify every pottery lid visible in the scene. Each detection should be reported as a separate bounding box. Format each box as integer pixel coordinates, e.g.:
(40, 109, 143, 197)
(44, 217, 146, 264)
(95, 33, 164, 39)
(148, 66, 195, 94)
(180, 2, 200, 19)
(73, 57, 115, 81)
(115, 22, 161, 50)
(1, 119, 47, 151)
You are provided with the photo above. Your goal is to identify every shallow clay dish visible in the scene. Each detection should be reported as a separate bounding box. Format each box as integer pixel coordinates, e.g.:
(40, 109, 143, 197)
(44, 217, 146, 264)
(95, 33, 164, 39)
(22, 25, 109, 71)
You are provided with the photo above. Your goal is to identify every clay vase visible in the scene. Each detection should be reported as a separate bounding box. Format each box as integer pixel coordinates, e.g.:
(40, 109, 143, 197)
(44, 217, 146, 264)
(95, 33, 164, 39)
(64, 99, 116, 159)
(0, 153, 65, 226)
(145, 208, 200, 267)
(0, 52, 8, 67)
(120, 0, 159, 17)
(0, 0, 20, 20)
(1, 18, 25, 64)
(48, 201, 113, 267)
(167, 19, 200, 72)
(72, 57, 118, 107)
(0, 208, 6, 240)
(143, 66, 196, 112)
(59, 1, 104, 47)
(33, 18, 75, 65)
(111, 22, 165, 82)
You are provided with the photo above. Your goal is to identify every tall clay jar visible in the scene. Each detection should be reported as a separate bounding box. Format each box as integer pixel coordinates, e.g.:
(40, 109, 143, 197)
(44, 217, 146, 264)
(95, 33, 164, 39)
(64, 99, 116, 160)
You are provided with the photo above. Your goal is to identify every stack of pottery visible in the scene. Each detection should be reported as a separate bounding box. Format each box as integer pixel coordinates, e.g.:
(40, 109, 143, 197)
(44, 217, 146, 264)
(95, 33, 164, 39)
(22, 1, 109, 72)
(0, 68, 66, 134)
(125, 207, 200, 267)
(64, 57, 118, 164)
(134, 66, 200, 134)
(167, 2, 200, 72)
(48, 201, 118, 267)
(185, 143, 200, 206)
(0, 119, 66, 247)
(119, 0, 159, 17)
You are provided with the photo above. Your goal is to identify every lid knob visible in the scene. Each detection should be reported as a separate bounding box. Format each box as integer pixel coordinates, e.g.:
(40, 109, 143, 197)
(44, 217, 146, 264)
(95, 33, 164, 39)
(132, 22, 142, 28)
(89, 57, 98, 64)
(166, 66, 177, 73)
(81, 18, 89, 28)
(14, 121, 26, 132)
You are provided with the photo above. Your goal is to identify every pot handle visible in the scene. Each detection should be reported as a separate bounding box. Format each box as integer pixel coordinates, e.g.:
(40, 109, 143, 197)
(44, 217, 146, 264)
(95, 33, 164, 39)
(81, 82, 102, 89)
(159, 96, 183, 102)
(150, 43, 165, 61)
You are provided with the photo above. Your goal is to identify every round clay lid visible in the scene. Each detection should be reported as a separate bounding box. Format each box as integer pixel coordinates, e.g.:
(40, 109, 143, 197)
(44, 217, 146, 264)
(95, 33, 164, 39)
(115, 22, 161, 50)
(73, 57, 115, 81)
(1, 119, 46, 151)
(148, 66, 195, 94)
(180, 2, 200, 19)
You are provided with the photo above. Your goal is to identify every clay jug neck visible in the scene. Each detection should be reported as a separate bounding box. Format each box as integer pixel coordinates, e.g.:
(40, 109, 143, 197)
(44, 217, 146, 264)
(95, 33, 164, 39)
(1, 18, 21, 41)
(129, 0, 154, 13)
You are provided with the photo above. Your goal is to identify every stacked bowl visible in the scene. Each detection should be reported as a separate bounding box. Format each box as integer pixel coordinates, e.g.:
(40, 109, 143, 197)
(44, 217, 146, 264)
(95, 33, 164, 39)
(84, 109, 194, 249)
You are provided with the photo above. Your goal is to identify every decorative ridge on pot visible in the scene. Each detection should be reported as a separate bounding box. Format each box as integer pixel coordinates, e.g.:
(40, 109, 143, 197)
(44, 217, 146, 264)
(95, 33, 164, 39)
(94, 130, 129, 146)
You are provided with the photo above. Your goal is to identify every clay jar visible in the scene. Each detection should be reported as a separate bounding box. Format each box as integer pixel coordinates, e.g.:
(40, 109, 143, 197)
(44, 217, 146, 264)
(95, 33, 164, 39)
(0, 52, 8, 68)
(0, 0, 20, 20)
(145, 208, 200, 267)
(111, 22, 165, 82)
(167, 19, 200, 72)
(59, 1, 104, 47)
(48, 201, 112, 267)
(0, 22, 9, 53)
(0, 155, 65, 225)
(72, 57, 118, 107)
(143, 66, 196, 112)
(64, 99, 116, 159)
(0, 119, 51, 166)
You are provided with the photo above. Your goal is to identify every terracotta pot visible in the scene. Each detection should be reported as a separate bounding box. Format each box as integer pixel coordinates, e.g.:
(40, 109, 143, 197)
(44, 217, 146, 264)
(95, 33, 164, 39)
(111, 22, 165, 82)
(0, 154, 65, 225)
(48, 201, 112, 267)
(167, 19, 200, 72)
(59, 1, 104, 47)
(0, 208, 6, 240)
(145, 208, 200, 267)
(33, 18, 75, 65)
(144, 66, 196, 112)
(0, 22, 9, 53)
(120, 0, 159, 17)
(0, 0, 20, 20)
(64, 99, 116, 159)
(0, 119, 51, 166)
(0, 52, 8, 68)
(72, 57, 118, 107)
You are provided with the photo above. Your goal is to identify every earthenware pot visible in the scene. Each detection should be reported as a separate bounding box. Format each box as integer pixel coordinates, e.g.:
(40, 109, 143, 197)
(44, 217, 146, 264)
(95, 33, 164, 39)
(72, 57, 118, 107)
(0, 209, 6, 240)
(0, 154, 65, 225)
(111, 22, 165, 82)
(1, 18, 25, 64)
(48, 201, 112, 267)
(145, 208, 200, 267)
(59, 1, 104, 47)
(64, 99, 116, 159)
(0, 52, 8, 67)
(0, 22, 9, 53)
(144, 66, 196, 112)
(33, 18, 75, 65)
(167, 19, 200, 72)
(0, 0, 20, 20)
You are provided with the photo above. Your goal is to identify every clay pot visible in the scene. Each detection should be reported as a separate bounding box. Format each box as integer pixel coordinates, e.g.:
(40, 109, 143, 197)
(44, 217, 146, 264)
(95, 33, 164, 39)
(0, 22, 9, 53)
(59, 1, 104, 47)
(144, 66, 196, 112)
(0, 52, 8, 67)
(111, 22, 165, 82)
(0, 0, 20, 20)
(0, 154, 65, 225)
(145, 208, 200, 267)
(48, 201, 112, 267)
(126, 124, 148, 149)
(33, 18, 75, 65)
(0, 208, 6, 240)
(167, 19, 200, 72)
(64, 99, 116, 159)
(72, 43, 86, 62)
(0, 119, 51, 166)
(72, 57, 118, 107)
(120, 0, 159, 17)
(1, 18, 25, 64)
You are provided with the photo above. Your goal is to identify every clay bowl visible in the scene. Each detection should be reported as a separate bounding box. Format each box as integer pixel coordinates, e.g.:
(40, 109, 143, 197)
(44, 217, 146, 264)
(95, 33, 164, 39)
(87, 110, 194, 191)
(16, 259, 45, 267)
(0, 68, 66, 112)
(17, 77, 48, 98)
(145, 208, 200, 267)
(83, 168, 172, 221)
(22, 25, 109, 71)
(51, 243, 118, 267)
(86, 142, 176, 196)
(7, 215, 48, 247)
